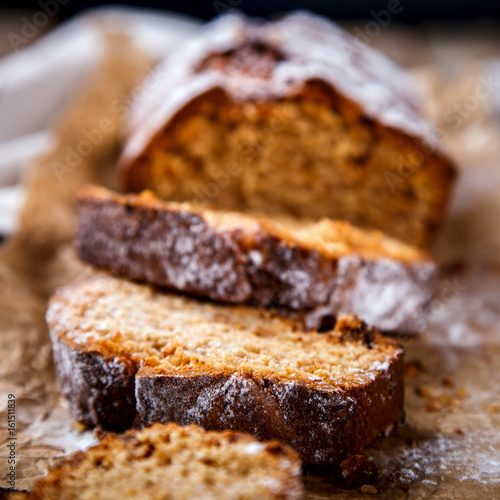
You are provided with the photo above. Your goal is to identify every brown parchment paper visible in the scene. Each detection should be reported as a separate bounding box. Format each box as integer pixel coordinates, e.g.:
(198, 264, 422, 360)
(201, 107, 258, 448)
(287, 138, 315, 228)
(1, 27, 500, 499)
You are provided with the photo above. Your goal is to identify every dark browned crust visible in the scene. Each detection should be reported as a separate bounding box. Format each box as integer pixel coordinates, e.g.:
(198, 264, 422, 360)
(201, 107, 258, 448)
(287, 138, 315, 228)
(49, 329, 137, 430)
(76, 187, 251, 304)
(135, 351, 404, 464)
(50, 329, 404, 465)
(75, 186, 437, 334)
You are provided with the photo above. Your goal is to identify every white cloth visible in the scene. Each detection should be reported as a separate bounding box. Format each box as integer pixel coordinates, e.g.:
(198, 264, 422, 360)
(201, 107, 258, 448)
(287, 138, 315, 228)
(0, 6, 201, 235)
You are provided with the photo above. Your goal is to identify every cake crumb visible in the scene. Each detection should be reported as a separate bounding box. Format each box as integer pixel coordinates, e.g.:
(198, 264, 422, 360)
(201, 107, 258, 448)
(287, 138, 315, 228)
(439, 424, 454, 433)
(73, 422, 89, 433)
(361, 484, 378, 494)
(415, 385, 430, 398)
(404, 360, 424, 378)
(416, 382, 466, 413)
(425, 400, 440, 412)
(437, 394, 462, 409)
(406, 438, 417, 448)
(487, 404, 500, 414)
(340, 454, 378, 487)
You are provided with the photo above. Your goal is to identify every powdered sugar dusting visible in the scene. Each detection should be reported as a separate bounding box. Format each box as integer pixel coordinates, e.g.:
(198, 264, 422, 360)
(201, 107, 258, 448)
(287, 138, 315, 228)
(47, 275, 401, 389)
(326, 255, 436, 333)
(122, 11, 442, 166)
(78, 188, 436, 334)
(245, 442, 265, 455)
(370, 360, 390, 372)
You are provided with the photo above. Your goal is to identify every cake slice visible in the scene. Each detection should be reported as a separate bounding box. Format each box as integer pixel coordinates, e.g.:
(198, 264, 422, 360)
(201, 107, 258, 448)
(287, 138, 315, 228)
(118, 11, 455, 247)
(47, 274, 404, 464)
(76, 185, 436, 334)
(11, 423, 303, 500)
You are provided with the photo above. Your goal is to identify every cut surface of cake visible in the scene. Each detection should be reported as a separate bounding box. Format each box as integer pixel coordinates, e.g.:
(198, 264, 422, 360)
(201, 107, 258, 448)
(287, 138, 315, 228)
(76, 185, 436, 333)
(11, 423, 303, 500)
(47, 274, 405, 464)
(118, 11, 455, 247)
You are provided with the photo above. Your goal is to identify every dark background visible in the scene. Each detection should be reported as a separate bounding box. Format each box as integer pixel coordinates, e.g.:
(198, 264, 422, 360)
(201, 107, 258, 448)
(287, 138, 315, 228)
(1, 0, 500, 22)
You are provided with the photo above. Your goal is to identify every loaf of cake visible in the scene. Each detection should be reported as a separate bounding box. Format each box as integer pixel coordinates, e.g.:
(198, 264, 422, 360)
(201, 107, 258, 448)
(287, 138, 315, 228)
(76, 185, 436, 334)
(118, 11, 455, 247)
(46, 274, 404, 464)
(10, 423, 303, 500)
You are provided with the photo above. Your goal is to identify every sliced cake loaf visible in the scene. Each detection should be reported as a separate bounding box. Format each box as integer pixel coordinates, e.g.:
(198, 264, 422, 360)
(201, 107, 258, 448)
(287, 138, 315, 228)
(118, 11, 455, 247)
(76, 185, 436, 334)
(10, 423, 303, 500)
(47, 274, 405, 464)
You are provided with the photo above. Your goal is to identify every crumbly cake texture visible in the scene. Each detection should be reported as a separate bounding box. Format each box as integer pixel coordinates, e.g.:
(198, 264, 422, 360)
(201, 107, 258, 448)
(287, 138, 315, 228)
(13, 423, 303, 500)
(76, 185, 437, 334)
(118, 11, 455, 247)
(47, 274, 405, 464)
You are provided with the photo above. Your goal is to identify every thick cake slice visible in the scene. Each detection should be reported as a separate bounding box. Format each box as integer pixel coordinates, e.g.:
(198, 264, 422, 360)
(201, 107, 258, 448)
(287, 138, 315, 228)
(11, 423, 303, 500)
(118, 11, 455, 247)
(76, 185, 436, 334)
(47, 274, 405, 464)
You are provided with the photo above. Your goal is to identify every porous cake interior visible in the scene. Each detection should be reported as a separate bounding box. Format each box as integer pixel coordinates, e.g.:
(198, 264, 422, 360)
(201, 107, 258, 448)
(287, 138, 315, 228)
(54, 276, 398, 388)
(126, 80, 448, 247)
(29, 424, 300, 500)
(189, 199, 428, 263)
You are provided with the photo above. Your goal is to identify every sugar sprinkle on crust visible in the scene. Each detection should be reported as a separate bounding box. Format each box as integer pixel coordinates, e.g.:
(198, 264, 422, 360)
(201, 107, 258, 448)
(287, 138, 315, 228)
(76, 185, 437, 333)
(47, 274, 405, 464)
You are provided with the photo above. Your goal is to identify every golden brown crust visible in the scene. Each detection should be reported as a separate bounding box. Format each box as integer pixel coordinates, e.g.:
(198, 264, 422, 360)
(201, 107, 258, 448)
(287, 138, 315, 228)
(75, 185, 437, 333)
(135, 359, 404, 464)
(46, 275, 405, 465)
